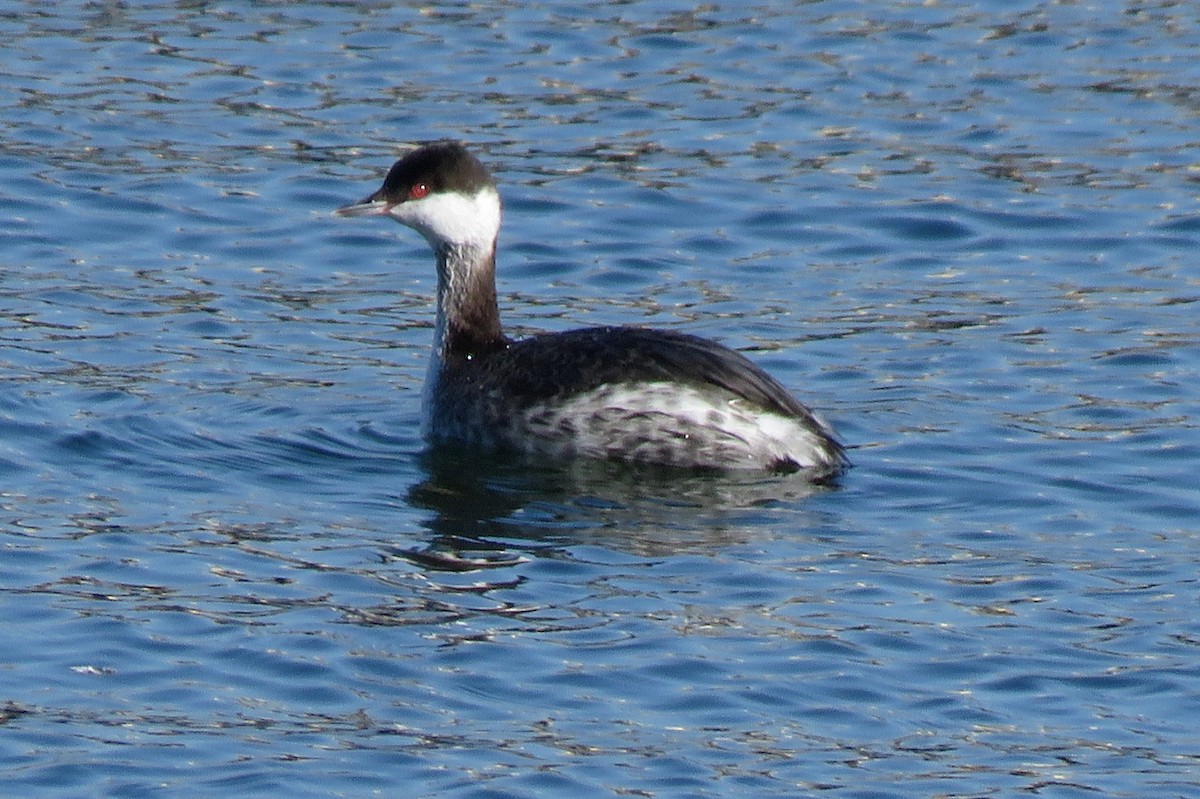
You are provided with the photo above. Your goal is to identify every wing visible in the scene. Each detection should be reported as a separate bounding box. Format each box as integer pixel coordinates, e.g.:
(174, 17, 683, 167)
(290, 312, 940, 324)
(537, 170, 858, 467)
(475, 326, 821, 421)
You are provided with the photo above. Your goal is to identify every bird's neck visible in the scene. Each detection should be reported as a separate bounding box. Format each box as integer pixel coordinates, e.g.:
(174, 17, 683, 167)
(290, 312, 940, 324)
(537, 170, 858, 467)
(432, 241, 506, 360)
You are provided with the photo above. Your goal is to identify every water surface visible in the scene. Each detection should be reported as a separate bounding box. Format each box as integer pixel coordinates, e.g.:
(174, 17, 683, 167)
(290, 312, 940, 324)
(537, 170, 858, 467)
(2, 2, 1199, 797)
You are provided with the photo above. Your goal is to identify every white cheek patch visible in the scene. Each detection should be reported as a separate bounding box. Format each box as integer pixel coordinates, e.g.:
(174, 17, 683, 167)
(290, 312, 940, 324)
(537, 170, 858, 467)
(389, 186, 501, 249)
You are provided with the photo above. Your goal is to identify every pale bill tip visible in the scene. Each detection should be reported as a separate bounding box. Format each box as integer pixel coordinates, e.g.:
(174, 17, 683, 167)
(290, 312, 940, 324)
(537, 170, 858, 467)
(334, 199, 390, 218)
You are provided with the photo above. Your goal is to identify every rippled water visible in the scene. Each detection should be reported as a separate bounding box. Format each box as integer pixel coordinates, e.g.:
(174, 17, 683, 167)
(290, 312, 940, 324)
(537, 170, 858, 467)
(3, 2, 1200, 797)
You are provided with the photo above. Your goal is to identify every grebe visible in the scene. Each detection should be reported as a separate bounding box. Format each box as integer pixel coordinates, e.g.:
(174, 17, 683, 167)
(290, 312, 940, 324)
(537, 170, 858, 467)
(336, 141, 846, 475)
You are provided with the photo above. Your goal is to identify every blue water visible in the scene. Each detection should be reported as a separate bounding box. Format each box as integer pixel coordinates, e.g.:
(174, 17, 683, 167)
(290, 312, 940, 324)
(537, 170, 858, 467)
(3, 2, 1200, 797)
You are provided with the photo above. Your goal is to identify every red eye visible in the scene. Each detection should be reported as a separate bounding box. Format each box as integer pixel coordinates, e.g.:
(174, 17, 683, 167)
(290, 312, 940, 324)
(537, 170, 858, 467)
(408, 183, 430, 200)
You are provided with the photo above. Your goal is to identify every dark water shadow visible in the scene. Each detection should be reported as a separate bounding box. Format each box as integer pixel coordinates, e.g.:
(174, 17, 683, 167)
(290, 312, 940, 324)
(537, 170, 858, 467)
(397, 445, 846, 564)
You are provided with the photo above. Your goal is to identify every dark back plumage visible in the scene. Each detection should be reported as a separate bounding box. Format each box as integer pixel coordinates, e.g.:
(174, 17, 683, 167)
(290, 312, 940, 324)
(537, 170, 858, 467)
(479, 327, 803, 416)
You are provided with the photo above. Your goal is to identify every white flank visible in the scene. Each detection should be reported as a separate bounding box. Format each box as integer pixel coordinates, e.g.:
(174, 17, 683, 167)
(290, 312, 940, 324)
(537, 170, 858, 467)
(518, 382, 835, 470)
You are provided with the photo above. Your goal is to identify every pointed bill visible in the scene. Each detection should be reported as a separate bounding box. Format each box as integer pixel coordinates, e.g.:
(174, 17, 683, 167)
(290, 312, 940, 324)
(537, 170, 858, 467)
(334, 195, 391, 218)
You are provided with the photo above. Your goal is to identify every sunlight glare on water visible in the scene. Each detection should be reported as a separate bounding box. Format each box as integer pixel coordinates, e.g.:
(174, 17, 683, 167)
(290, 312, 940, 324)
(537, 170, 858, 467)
(2, 2, 1199, 797)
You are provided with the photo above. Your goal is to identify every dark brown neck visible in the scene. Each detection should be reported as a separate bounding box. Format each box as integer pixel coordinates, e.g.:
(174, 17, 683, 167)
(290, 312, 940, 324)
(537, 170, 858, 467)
(434, 242, 507, 358)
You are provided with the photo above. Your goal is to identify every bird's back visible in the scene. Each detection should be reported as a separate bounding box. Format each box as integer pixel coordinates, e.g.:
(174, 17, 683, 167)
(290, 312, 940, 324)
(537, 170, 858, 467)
(426, 326, 846, 472)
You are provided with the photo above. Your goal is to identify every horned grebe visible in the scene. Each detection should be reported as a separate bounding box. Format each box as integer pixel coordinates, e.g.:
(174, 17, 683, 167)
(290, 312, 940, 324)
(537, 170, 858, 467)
(336, 141, 846, 475)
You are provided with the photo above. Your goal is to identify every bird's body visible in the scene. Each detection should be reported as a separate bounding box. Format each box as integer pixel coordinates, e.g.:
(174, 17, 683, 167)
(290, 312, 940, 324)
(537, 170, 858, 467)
(337, 141, 846, 475)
